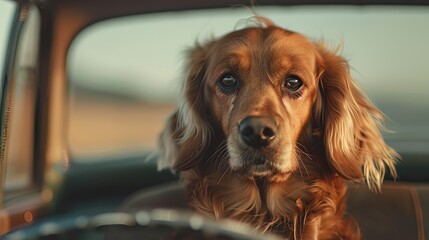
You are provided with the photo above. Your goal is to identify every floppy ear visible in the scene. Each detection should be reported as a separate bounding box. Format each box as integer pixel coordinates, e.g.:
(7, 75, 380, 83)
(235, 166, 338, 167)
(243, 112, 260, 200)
(157, 42, 214, 172)
(314, 45, 398, 191)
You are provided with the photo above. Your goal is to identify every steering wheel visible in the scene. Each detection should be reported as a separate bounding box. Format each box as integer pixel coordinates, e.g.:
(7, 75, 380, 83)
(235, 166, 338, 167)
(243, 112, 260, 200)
(3, 209, 282, 240)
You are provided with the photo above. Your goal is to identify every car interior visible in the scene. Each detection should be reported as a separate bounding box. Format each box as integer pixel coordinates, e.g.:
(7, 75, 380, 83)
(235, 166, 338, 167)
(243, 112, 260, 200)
(0, 0, 428, 239)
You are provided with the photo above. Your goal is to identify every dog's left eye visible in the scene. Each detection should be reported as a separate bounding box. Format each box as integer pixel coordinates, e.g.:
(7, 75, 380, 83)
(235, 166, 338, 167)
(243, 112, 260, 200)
(218, 74, 239, 93)
(283, 76, 303, 91)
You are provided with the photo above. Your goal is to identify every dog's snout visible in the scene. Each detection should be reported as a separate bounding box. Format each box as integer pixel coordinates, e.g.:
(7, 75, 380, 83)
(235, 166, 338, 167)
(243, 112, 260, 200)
(239, 117, 276, 148)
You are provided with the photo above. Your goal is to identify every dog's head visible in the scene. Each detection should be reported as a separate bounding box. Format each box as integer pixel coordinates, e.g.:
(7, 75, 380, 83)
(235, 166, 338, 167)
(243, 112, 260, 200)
(158, 19, 397, 191)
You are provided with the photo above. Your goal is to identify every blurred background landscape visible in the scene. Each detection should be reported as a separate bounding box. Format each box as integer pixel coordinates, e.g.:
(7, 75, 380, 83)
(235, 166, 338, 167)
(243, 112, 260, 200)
(67, 6, 429, 159)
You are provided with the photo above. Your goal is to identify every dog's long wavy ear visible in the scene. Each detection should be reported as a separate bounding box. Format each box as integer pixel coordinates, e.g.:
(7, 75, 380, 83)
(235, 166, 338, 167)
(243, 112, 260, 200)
(157, 42, 214, 172)
(313, 44, 398, 191)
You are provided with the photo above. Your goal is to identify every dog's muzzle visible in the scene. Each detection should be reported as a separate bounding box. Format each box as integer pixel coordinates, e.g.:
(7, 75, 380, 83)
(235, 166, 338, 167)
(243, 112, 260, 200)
(238, 116, 278, 175)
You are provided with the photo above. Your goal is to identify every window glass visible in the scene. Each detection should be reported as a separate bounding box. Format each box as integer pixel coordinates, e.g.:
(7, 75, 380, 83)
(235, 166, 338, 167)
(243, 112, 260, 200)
(4, 6, 40, 191)
(0, 1, 16, 92)
(67, 6, 429, 160)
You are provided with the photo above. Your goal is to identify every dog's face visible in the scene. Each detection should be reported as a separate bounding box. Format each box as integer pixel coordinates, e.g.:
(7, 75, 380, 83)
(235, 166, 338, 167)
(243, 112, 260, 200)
(159, 22, 397, 191)
(203, 27, 319, 177)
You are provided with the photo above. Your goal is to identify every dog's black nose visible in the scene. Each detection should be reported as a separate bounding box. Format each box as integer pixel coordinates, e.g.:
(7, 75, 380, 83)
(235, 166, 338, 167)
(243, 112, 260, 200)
(239, 117, 276, 148)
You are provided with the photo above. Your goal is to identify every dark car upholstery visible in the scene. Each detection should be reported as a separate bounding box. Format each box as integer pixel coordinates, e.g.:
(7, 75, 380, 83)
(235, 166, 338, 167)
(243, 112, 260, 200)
(347, 182, 426, 240)
(122, 181, 428, 240)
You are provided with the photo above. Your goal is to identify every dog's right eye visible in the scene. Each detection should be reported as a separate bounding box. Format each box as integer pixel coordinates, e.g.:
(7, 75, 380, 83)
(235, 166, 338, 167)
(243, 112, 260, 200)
(218, 74, 239, 93)
(283, 76, 303, 92)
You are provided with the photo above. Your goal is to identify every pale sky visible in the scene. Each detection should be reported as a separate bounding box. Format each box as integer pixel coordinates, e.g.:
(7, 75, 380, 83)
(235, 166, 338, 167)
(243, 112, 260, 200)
(68, 6, 429, 106)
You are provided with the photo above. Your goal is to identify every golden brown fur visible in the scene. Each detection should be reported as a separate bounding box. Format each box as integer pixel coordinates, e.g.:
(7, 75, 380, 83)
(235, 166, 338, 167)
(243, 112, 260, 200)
(158, 18, 397, 239)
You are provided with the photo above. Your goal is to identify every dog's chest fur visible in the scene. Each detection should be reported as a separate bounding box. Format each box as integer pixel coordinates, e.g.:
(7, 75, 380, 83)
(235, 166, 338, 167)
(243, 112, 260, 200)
(181, 167, 356, 239)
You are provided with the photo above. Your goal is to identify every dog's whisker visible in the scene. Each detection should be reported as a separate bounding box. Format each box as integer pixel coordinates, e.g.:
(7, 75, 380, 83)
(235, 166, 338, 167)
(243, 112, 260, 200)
(294, 144, 310, 179)
(291, 147, 307, 182)
(295, 142, 313, 160)
(215, 141, 235, 184)
(217, 152, 232, 183)
(205, 139, 229, 168)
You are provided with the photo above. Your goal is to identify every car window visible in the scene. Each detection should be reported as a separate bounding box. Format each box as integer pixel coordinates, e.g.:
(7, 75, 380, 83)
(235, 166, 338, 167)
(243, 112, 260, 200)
(3, 5, 40, 192)
(67, 6, 429, 161)
(0, 0, 16, 196)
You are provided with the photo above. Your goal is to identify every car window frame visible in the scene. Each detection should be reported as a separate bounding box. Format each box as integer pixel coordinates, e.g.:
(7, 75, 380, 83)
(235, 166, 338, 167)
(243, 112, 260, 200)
(0, 1, 21, 205)
(0, 2, 52, 235)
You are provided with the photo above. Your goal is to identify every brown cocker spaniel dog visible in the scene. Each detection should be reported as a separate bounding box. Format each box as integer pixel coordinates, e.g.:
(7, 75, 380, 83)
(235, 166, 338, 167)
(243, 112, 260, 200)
(158, 18, 397, 239)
